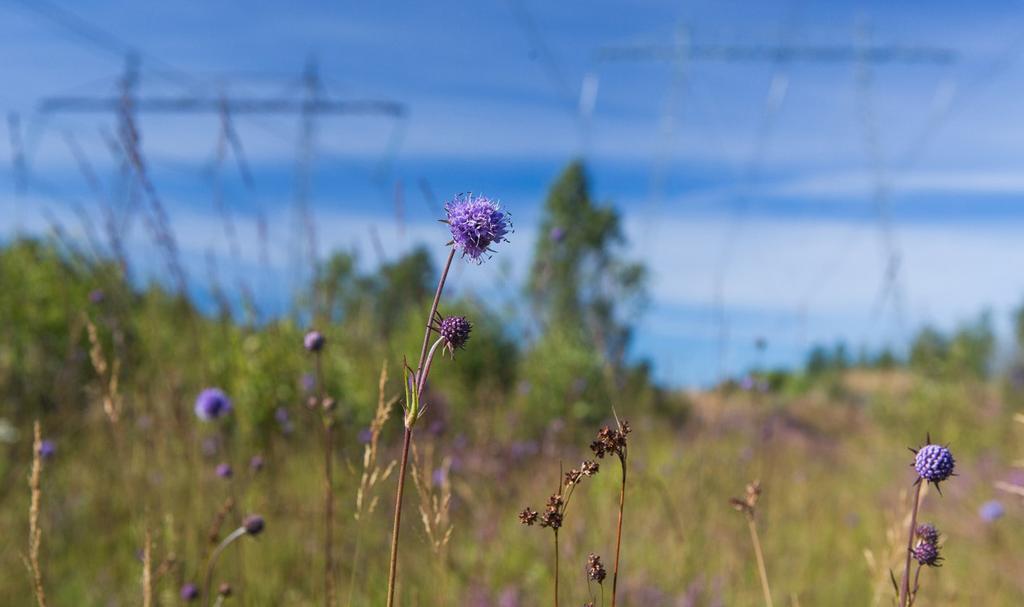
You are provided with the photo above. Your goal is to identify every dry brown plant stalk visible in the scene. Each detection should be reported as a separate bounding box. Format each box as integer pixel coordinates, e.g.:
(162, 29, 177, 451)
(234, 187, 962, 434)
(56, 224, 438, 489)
(85, 315, 122, 424)
(26, 420, 47, 607)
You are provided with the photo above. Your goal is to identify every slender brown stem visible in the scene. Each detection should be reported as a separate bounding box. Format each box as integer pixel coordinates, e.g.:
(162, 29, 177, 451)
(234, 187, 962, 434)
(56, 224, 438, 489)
(553, 530, 560, 607)
(416, 248, 456, 377)
(385, 247, 456, 607)
(747, 515, 774, 607)
(610, 459, 626, 607)
(203, 527, 246, 607)
(909, 563, 923, 606)
(899, 482, 923, 607)
(28, 421, 47, 607)
(385, 427, 413, 607)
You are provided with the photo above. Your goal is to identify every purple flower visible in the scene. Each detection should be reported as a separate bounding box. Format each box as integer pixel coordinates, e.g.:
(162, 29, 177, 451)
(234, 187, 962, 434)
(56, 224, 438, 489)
(180, 583, 199, 601)
(304, 330, 325, 352)
(243, 514, 265, 535)
(912, 540, 942, 567)
(916, 523, 939, 544)
(444, 193, 511, 261)
(300, 373, 316, 393)
(38, 439, 56, 460)
(194, 388, 232, 421)
(913, 442, 955, 486)
(549, 226, 565, 242)
(432, 467, 447, 487)
(980, 499, 1004, 522)
(88, 289, 104, 304)
(275, 407, 294, 435)
(358, 427, 373, 444)
(439, 315, 472, 354)
(215, 463, 233, 479)
(249, 455, 265, 472)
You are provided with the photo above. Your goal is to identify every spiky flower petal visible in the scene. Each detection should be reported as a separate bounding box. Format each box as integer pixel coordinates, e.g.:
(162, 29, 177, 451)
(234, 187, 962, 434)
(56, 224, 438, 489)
(444, 193, 510, 261)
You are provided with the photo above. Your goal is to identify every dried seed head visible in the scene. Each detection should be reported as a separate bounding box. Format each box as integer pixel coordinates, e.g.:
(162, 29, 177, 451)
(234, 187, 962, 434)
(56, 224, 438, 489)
(590, 422, 630, 460)
(731, 480, 762, 515)
(586, 553, 607, 583)
(564, 468, 583, 487)
(218, 582, 232, 597)
(519, 507, 539, 526)
(581, 460, 599, 477)
(539, 494, 564, 529)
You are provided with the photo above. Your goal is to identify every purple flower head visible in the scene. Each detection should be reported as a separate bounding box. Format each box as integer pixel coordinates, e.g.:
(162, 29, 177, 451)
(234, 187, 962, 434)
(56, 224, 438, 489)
(912, 441, 955, 487)
(88, 289, 104, 304)
(916, 523, 939, 545)
(243, 514, 265, 536)
(980, 500, 1005, 523)
(38, 439, 56, 460)
(194, 388, 232, 421)
(304, 330, 325, 352)
(249, 454, 265, 472)
(439, 315, 472, 355)
(180, 583, 200, 601)
(358, 427, 373, 444)
(300, 372, 316, 393)
(549, 226, 566, 242)
(444, 193, 511, 261)
(215, 463, 233, 479)
(912, 540, 942, 567)
(432, 467, 447, 487)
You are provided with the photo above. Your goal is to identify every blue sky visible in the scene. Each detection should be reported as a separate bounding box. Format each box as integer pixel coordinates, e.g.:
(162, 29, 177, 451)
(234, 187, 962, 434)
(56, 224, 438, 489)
(4, 0, 1024, 386)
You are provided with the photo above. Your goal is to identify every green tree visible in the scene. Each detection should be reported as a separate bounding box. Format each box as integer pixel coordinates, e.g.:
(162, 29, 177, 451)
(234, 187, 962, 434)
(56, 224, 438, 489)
(527, 161, 646, 363)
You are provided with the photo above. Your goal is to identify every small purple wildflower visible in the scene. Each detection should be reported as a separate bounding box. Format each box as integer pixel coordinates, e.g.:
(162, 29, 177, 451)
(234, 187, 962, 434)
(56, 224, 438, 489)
(194, 388, 232, 421)
(88, 289, 104, 304)
(444, 193, 511, 261)
(243, 514, 265, 535)
(911, 540, 942, 567)
(980, 500, 1004, 523)
(549, 226, 566, 242)
(439, 315, 472, 354)
(304, 330, 325, 352)
(180, 583, 199, 601)
(358, 427, 373, 444)
(916, 523, 939, 544)
(38, 439, 56, 460)
(432, 467, 446, 487)
(215, 463, 233, 479)
(912, 442, 955, 487)
(249, 454, 265, 472)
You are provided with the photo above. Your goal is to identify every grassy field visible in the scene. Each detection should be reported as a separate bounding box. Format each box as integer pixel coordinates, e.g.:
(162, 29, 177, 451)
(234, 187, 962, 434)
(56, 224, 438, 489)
(1, 171, 1022, 606)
